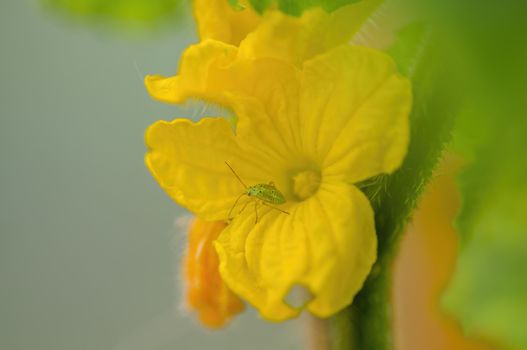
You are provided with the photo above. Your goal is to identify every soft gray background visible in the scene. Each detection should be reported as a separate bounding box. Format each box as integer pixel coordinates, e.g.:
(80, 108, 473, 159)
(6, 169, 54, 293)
(0, 1, 305, 349)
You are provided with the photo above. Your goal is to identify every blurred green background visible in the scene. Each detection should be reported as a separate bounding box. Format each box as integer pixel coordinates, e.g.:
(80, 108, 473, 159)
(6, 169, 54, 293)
(0, 1, 304, 349)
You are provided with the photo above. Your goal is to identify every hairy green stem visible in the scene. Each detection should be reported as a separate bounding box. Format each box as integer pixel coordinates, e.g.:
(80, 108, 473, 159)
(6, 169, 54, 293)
(328, 27, 459, 350)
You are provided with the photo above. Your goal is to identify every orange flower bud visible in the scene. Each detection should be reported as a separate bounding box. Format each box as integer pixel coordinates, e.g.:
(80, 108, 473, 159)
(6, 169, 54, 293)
(183, 218, 245, 328)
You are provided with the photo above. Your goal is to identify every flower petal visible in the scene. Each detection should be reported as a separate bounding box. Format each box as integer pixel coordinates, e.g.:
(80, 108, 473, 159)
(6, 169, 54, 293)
(193, 0, 261, 45)
(238, 0, 382, 65)
(145, 117, 282, 220)
(146, 40, 303, 159)
(145, 40, 238, 106)
(215, 181, 376, 320)
(215, 205, 302, 321)
(305, 182, 376, 317)
(300, 45, 411, 183)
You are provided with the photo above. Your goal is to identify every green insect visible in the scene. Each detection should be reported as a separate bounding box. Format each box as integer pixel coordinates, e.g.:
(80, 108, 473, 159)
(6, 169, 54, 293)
(225, 161, 289, 223)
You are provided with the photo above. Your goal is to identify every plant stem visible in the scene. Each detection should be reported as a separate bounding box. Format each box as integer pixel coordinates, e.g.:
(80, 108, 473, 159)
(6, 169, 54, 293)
(328, 27, 460, 350)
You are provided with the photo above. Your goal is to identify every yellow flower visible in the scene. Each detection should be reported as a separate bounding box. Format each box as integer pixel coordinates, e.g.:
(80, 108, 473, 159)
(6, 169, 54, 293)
(193, 0, 382, 65)
(183, 217, 245, 328)
(144, 39, 411, 320)
(193, 0, 261, 46)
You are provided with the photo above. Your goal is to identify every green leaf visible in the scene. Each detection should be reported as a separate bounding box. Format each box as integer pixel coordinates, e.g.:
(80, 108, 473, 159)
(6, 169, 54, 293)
(387, 22, 428, 77)
(42, 0, 188, 28)
(227, 0, 247, 11)
(246, 0, 361, 16)
(444, 105, 527, 349)
(427, 1, 527, 349)
(443, 168, 527, 349)
(442, 47, 527, 350)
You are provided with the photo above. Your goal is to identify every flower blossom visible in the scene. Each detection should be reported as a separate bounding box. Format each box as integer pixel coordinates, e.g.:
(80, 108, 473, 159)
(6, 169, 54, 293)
(183, 217, 245, 328)
(193, 0, 383, 64)
(192, 0, 261, 46)
(144, 36, 411, 320)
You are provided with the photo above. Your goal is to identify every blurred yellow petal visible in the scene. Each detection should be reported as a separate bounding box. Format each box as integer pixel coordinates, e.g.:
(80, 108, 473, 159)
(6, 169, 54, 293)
(193, 0, 261, 45)
(238, 0, 382, 65)
(215, 181, 376, 320)
(300, 45, 411, 183)
(184, 218, 245, 328)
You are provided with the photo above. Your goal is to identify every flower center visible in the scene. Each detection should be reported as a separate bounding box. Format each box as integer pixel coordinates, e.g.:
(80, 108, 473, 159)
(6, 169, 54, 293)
(292, 170, 321, 200)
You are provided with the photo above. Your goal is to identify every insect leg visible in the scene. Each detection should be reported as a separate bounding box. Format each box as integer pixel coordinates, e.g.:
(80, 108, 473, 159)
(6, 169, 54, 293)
(254, 201, 259, 224)
(262, 202, 290, 215)
(238, 198, 251, 215)
(227, 193, 247, 221)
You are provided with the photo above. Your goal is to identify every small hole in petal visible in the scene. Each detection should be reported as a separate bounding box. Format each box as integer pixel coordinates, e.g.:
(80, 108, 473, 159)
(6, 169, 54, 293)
(284, 284, 314, 309)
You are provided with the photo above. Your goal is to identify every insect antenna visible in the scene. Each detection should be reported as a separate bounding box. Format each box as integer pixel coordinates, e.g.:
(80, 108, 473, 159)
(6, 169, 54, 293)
(224, 161, 248, 188)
